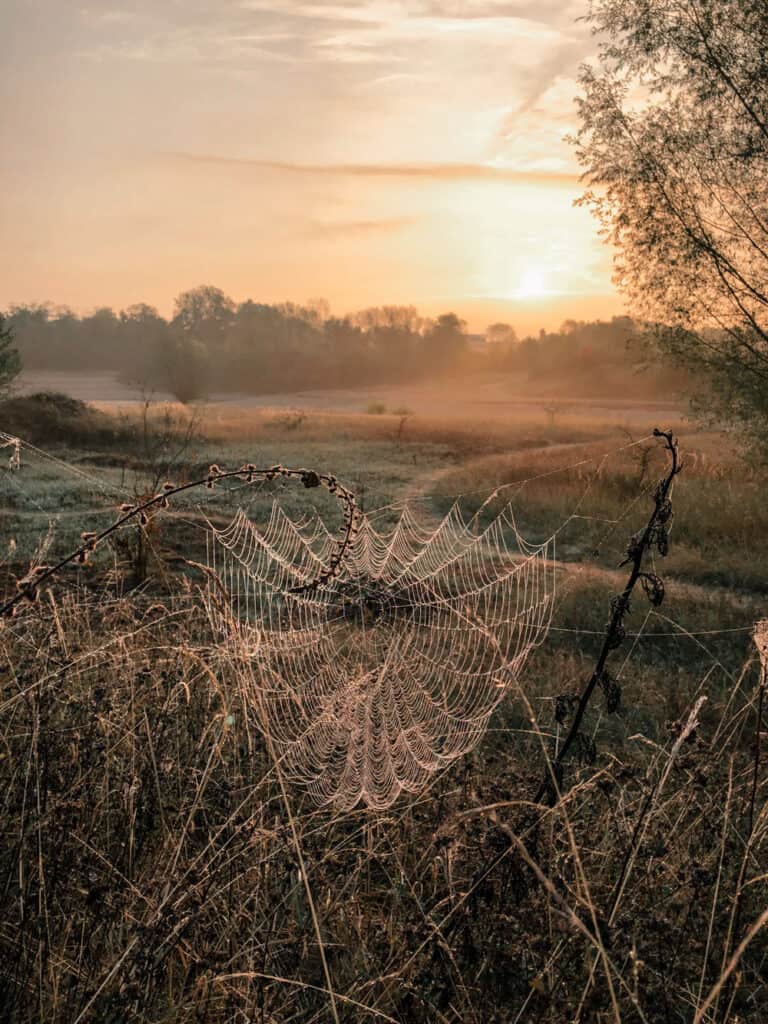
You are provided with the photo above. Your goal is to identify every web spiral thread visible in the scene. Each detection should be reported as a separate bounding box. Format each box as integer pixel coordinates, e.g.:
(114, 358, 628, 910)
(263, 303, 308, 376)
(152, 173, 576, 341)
(206, 501, 555, 810)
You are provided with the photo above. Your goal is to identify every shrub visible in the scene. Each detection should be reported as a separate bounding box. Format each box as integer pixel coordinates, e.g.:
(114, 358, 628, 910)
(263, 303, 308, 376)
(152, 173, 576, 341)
(0, 392, 124, 447)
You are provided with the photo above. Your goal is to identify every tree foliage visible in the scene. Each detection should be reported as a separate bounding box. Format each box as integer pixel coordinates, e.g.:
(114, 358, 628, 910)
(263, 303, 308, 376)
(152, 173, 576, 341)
(0, 314, 21, 394)
(2, 290, 682, 401)
(575, 0, 768, 451)
(2, 292, 471, 401)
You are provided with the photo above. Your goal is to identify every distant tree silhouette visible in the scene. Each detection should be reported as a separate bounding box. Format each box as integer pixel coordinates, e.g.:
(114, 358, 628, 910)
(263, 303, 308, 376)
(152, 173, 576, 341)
(424, 313, 468, 367)
(576, 0, 768, 453)
(0, 293, 683, 399)
(160, 335, 211, 405)
(0, 315, 20, 393)
(485, 322, 517, 346)
(172, 285, 235, 349)
(119, 304, 173, 389)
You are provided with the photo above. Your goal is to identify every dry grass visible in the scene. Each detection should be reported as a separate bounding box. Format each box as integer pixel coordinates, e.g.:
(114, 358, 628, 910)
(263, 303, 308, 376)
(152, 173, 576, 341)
(0, 405, 766, 1022)
(1, 586, 765, 1023)
(190, 403, 620, 454)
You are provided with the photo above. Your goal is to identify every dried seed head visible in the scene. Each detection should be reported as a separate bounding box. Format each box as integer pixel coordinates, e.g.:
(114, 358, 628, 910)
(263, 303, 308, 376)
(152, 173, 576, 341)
(554, 692, 578, 725)
(238, 463, 258, 482)
(656, 527, 669, 557)
(600, 670, 622, 713)
(640, 572, 665, 607)
(755, 620, 768, 669)
(606, 622, 626, 650)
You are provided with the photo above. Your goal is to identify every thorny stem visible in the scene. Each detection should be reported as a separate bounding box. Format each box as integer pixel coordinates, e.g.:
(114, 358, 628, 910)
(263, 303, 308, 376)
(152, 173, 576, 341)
(0, 463, 358, 619)
(534, 428, 682, 805)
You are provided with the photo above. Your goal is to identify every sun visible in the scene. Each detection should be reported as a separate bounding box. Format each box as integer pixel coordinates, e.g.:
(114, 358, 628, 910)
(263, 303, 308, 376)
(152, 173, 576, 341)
(512, 267, 548, 300)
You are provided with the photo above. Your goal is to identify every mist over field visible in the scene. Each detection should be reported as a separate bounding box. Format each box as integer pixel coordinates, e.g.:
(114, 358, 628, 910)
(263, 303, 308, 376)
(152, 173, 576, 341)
(6, 291, 685, 406)
(2, 2, 768, 1023)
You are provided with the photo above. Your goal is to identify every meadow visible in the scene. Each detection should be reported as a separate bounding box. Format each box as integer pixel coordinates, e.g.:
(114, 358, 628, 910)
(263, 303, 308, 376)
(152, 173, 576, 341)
(0, 390, 766, 1023)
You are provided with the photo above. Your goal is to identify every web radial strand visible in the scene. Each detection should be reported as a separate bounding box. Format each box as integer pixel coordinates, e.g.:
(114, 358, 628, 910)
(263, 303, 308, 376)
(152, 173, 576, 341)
(206, 500, 555, 810)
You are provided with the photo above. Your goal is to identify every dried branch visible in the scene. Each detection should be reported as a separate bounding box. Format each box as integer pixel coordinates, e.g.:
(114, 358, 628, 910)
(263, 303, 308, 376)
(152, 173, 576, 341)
(535, 427, 682, 804)
(1, 463, 358, 618)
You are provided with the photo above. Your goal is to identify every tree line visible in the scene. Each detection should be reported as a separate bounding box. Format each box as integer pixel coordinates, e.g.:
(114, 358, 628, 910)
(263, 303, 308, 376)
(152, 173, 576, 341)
(2, 287, 667, 402)
(3, 290, 472, 401)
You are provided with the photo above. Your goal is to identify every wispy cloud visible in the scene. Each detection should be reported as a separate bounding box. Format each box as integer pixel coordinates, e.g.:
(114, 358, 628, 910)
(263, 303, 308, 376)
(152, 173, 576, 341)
(1, 0, 614, 325)
(162, 152, 579, 185)
(305, 215, 417, 237)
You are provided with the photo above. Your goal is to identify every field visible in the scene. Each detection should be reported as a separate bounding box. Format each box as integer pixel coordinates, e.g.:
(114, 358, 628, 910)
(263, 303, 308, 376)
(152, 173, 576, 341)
(1, 388, 766, 1023)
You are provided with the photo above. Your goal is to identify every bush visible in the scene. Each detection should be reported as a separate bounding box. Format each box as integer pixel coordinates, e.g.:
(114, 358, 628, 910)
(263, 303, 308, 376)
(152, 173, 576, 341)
(0, 392, 125, 447)
(365, 401, 387, 415)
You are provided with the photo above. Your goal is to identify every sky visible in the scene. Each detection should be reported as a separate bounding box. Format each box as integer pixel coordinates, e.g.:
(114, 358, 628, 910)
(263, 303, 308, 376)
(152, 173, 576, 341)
(0, 0, 624, 333)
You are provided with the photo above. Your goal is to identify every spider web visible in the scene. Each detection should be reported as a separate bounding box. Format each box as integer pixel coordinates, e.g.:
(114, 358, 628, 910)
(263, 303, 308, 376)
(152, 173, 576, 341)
(205, 501, 556, 810)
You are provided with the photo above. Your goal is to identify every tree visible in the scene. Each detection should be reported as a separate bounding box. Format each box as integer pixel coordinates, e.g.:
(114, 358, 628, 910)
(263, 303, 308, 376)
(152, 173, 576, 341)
(423, 313, 468, 372)
(172, 285, 235, 349)
(351, 306, 424, 382)
(80, 307, 121, 369)
(4, 304, 51, 369)
(119, 304, 172, 389)
(485, 322, 517, 346)
(0, 314, 21, 393)
(159, 334, 211, 405)
(575, 0, 768, 452)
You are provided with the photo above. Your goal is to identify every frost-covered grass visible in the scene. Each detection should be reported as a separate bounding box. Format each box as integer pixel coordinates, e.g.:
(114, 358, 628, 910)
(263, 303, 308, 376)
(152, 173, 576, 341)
(1, 402, 766, 1022)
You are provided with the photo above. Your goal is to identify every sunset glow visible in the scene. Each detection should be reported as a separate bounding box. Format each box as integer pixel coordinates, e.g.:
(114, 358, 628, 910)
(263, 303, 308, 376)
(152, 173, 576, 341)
(513, 268, 548, 300)
(0, 1, 620, 331)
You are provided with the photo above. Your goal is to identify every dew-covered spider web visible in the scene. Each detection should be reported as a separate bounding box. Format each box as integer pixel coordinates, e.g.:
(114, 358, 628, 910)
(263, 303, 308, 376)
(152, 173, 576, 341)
(205, 501, 556, 810)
